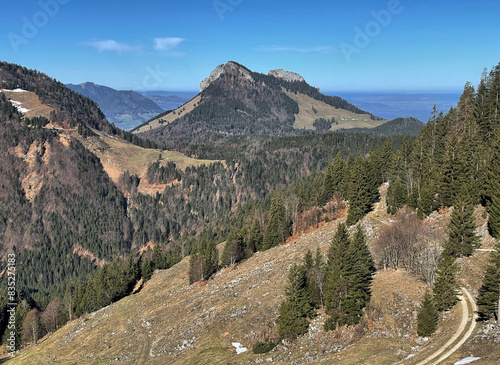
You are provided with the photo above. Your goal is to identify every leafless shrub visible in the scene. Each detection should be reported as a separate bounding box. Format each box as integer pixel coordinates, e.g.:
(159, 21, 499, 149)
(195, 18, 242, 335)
(373, 208, 440, 284)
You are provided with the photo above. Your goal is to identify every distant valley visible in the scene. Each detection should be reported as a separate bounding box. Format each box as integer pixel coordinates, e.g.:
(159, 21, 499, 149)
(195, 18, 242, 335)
(65, 82, 193, 130)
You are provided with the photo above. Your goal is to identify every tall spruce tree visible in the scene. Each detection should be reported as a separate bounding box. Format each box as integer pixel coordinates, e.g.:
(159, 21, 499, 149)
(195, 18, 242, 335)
(322, 151, 345, 202)
(486, 135, 500, 238)
(487, 64, 500, 139)
(346, 155, 375, 226)
(341, 226, 375, 325)
(445, 193, 480, 258)
(277, 263, 315, 340)
(386, 177, 407, 215)
(188, 238, 219, 284)
(475, 68, 491, 143)
(248, 218, 263, 252)
(380, 138, 394, 184)
(476, 241, 500, 321)
(263, 195, 287, 249)
(417, 291, 439, 337)
(433, 250, 459, 312)
(324, 223, 351, 330)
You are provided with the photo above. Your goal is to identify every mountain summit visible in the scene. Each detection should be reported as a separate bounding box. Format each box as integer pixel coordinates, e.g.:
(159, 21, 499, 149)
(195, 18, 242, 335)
(133, 61, 384, 146)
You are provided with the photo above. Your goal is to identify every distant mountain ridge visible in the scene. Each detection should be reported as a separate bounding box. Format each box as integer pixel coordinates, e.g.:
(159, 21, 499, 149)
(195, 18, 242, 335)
(66, 82, 164, 130)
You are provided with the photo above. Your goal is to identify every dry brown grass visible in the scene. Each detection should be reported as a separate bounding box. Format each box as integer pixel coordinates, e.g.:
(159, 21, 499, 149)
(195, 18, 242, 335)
(2, 89, 55, 119)
(79, 130, 219, 195)
(7, 185, 498, 364)
(133, 95, 201, 134)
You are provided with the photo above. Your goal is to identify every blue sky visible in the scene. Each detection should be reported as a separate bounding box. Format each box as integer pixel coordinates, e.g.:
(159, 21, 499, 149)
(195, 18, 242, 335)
(1, 0, 499, 92)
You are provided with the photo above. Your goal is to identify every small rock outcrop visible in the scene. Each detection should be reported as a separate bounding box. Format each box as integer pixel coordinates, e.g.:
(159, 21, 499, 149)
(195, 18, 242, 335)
(268, 69, 305, 83)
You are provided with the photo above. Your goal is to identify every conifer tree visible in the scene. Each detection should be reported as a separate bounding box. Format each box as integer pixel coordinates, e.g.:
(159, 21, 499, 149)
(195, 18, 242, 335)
(322, 151, 345, 202)
(263, 195, 287, 249)
(188, 238, 219, 284)
(487, 64, 500, 139)
(476, 241, 500, 321)
(445, 193, 479, 258)
(475, 69, 491, 143)
(341, 226, 375, 325)
(442, 136, 461, 206)
(324, 223, 351, 330)
(417, 178, 438, 218)
(310, 247, 326, 307)
(417, 291, 439, 337)
(433, 250, 459, 311)
(346, 156, 374, 226)
(457, 119, 482, 204)
(248, 218, 263, 252)
(380, 138, 394, 184)
(487, 136, 500, 239)
(221, 229, 245, 267)
(277, 263, 315, 340)
(386, 177, 407, 215)
(303, 249, 314, 271)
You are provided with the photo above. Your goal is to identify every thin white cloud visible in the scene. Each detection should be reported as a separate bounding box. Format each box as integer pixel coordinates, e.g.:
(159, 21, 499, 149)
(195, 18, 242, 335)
(260, 45, 335, 53)
(87, 40, 141, 54)
(153, 37, 185, 51)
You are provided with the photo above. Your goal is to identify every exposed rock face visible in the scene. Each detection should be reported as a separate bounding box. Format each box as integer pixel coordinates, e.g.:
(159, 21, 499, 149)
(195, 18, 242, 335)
(200, 64, 225, 92)
(199, 61, 254, 92)
(269, 69, 305, 83)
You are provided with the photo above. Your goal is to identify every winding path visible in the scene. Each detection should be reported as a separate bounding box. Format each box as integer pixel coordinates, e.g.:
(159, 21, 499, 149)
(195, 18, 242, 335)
(413, 287, 477, 365)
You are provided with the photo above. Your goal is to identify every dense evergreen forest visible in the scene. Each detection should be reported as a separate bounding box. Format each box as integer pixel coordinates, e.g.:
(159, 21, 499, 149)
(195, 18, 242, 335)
(2, 61, 500, 350)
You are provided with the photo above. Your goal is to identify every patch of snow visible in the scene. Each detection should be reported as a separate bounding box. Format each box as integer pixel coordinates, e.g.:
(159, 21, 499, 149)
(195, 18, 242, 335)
(4, 88, 28, 93)
(9, 100, 30, 113)
(454, 357, 480, 365)
(232, 342, 248, 354)
(405, 354, 415, 359)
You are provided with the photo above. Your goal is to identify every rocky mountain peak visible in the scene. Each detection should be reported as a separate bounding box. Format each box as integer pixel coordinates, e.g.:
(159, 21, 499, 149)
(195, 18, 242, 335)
(268, 69, 305, 83)
(199, 61, 254, 92)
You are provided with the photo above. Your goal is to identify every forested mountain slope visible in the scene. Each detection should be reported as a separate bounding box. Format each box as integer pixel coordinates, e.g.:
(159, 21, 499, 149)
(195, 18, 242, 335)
(132, 61, 385, 147)
(0, 62, 402, 339)
(6, 61, 500, 364)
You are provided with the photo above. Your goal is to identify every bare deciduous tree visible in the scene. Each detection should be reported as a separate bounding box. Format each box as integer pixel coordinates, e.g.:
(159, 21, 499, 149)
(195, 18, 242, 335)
(41, 298, 62, 333)
(22, 309, 42, 345)
(373, 208, 441, 284)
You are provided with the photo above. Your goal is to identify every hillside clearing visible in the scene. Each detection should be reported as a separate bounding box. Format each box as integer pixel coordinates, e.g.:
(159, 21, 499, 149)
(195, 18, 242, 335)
(1, 89, 55, 119)
(284, 90, 386, 131)
(79, 130, 220, 194)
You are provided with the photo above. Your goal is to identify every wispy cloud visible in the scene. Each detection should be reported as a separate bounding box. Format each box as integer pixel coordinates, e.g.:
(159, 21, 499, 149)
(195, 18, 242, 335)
(260, 45, 335, 53)
(87, 40, 141, 54)
(153, 37, 185, 51)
